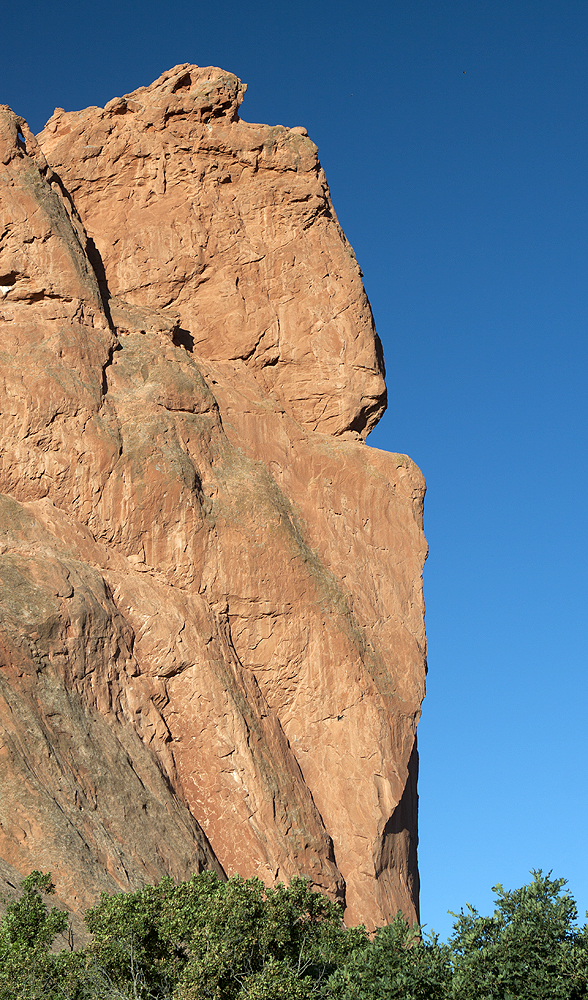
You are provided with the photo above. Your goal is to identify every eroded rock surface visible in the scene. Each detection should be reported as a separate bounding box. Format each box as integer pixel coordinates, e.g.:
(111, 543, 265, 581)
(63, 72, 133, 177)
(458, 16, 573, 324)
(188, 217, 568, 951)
(38, 65, 386, 439)
(0, 66, 426, 930)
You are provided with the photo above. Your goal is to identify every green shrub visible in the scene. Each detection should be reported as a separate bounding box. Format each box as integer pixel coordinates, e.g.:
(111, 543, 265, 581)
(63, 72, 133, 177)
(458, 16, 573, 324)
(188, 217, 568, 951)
(84, 871, 364, 999)
(328, 870, 588, 1000)
(448, 870, 588, 999)
(0, 867, 586, 999)
(325, 913, 450, 1000)
(0, 870, 69, 999)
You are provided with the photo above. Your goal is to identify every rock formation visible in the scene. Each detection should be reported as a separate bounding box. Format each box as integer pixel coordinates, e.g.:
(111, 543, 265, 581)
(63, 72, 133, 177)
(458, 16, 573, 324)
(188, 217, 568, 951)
(0, 65, 427, 930)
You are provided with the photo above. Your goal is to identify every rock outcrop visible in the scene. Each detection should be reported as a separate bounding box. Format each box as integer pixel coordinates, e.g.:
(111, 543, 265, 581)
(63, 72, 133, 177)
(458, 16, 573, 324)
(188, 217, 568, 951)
(0, 65, 427, 930)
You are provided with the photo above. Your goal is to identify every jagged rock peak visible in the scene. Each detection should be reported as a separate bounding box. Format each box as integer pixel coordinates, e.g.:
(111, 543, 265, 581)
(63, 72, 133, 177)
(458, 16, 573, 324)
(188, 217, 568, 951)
(46, 64, 247, 133)
(38, 64, 387, 439)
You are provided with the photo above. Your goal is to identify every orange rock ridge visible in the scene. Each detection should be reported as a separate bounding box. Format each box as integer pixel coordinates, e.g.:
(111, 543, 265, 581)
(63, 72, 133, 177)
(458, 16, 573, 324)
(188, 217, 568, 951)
(0, 65, 427, 929)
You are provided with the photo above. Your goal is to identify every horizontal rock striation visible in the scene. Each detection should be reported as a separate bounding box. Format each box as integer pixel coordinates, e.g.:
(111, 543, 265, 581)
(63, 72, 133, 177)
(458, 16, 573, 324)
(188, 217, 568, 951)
(0, 66, 427, 929)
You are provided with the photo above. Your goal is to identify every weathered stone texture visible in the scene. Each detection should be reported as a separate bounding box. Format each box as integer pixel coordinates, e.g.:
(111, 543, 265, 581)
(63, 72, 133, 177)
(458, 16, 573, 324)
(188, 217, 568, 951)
(0, 66, 426, 930)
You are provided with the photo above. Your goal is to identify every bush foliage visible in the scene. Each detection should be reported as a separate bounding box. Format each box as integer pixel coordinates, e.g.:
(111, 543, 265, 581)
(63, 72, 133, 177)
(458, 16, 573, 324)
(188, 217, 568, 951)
(0, 868, 586, 999)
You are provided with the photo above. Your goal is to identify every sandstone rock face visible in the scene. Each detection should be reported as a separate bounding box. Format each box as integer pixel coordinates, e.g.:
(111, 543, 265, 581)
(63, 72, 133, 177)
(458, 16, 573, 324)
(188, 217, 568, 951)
(0, 66, 427, 930)
(38, 65, 386, 440)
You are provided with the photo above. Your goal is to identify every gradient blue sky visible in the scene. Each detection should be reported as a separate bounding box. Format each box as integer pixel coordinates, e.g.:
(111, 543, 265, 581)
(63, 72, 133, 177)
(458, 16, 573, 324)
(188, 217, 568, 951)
(2, 0, 586, 937)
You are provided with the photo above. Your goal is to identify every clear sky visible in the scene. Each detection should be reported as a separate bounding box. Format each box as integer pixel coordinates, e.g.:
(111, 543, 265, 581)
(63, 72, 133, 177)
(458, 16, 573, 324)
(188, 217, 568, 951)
(2, 0, 587, 938)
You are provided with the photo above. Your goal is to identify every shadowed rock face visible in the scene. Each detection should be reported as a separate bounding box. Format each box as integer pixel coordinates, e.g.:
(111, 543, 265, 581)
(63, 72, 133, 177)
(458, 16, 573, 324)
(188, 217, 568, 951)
(0, 65, 427, 930)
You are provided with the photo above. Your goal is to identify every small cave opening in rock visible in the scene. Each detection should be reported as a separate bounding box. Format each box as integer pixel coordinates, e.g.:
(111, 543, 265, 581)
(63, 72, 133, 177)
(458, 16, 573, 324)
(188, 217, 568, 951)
(172, 73, 192, 93)
(0, 273, 17, 297)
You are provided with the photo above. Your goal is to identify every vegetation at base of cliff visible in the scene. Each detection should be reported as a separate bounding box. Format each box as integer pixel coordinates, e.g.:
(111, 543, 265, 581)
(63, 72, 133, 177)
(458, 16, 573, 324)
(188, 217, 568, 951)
(1, 869, 587, 999)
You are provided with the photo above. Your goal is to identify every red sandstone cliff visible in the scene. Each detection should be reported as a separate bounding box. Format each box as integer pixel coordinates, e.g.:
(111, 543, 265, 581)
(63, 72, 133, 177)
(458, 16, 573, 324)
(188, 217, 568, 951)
(0, 66, 427, 929)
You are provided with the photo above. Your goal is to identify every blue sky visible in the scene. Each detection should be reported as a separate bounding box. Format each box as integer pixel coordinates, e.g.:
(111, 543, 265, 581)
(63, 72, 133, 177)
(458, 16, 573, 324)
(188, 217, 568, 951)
(2, 0, 587, 937)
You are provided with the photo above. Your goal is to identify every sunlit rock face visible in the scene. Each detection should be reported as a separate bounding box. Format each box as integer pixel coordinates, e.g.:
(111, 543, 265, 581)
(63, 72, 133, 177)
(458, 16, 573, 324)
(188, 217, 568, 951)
(0, 66, 426, 929)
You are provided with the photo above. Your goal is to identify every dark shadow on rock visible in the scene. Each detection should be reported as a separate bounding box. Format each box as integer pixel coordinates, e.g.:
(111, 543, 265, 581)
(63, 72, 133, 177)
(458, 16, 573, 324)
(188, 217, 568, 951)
(172, 328, 194, 352)
(86, 237, 113, 327)
(373, 739, 420, 923)
(374, 331, 386, 378)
